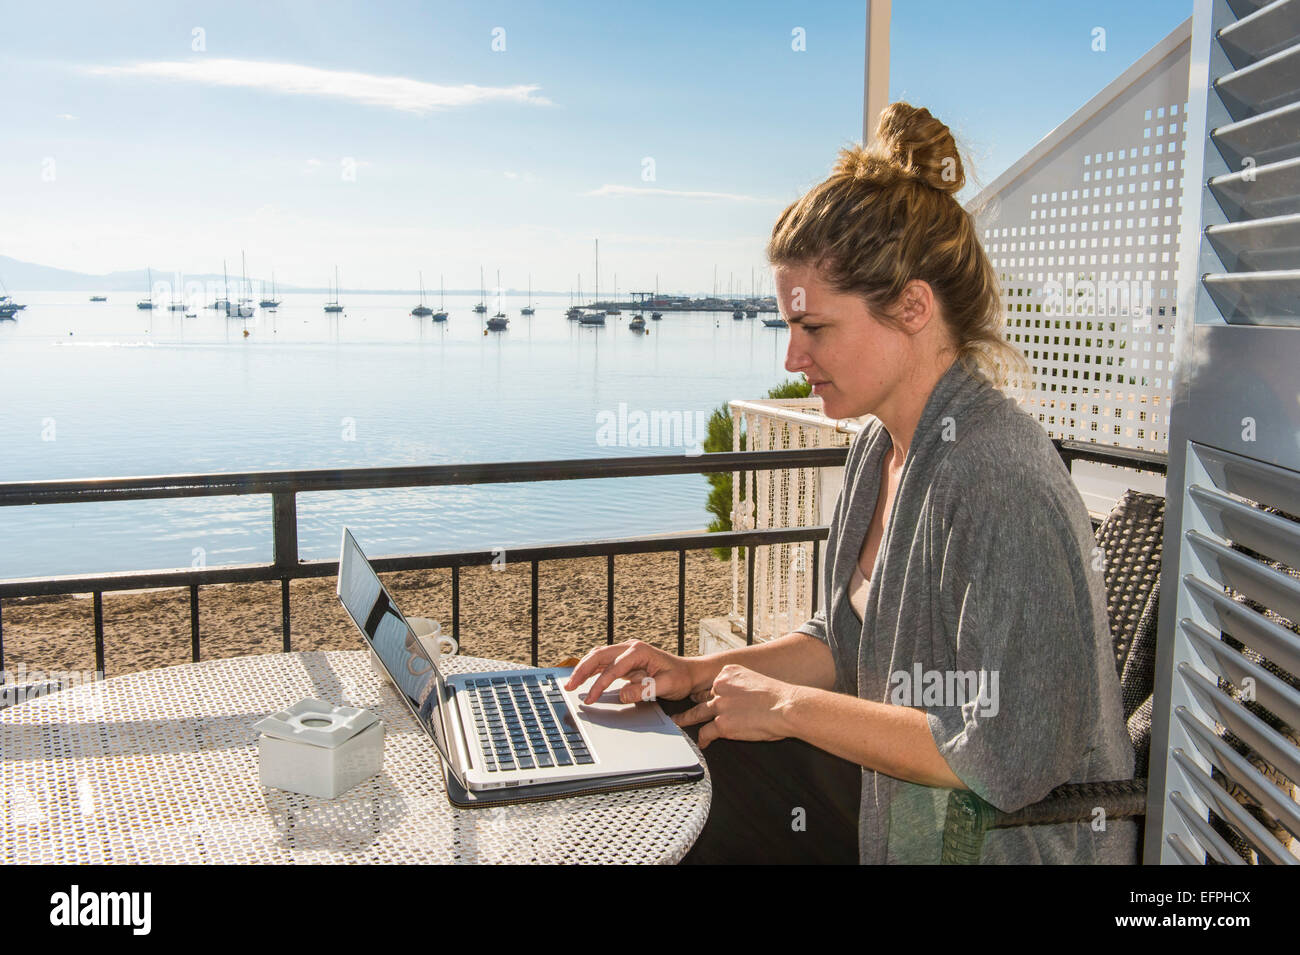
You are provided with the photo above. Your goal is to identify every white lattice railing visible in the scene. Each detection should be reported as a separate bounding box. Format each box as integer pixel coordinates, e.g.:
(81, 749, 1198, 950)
(727, 399, 862, 642)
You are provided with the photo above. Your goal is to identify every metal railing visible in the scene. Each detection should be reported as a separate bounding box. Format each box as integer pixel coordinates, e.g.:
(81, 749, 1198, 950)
(0, 440, 1166, 674)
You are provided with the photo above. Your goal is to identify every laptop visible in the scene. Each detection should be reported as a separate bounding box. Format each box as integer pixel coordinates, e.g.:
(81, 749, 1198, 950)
(335, 528, 703, 806)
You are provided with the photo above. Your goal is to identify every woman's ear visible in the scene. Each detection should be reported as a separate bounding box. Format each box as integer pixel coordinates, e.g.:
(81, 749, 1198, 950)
(894, 279, 940, 336)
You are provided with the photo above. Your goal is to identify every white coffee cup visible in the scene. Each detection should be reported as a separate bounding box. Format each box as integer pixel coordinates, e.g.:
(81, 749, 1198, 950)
(368, 616, 458, 681)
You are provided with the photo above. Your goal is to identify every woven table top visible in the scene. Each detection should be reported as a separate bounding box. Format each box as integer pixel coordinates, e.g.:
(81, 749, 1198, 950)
(0, 650, 711, 864)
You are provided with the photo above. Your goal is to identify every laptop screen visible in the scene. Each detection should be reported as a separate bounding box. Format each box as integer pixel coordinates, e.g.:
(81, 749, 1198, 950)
(336, 528, 461, 780)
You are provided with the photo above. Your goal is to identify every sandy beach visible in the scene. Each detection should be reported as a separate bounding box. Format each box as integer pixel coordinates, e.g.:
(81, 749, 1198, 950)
(1, 549, 736, 680)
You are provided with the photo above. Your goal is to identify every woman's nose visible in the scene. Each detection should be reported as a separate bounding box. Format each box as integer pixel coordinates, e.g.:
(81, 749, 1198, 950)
(784, 337, 808, 374)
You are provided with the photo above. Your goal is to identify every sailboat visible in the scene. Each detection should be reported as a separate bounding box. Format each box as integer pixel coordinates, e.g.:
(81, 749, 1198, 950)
(238, 252, 256, 316)
(651, 274, 662, 319)
(227, 253, 254, 318)
(411, 271, 433, 317)
(0, 278, 19, 319)
(486, 270, 509, 330)
(0, 285, 24, 314)
(567, 274, 584, 319)
(260, 270, 281, 309)
(167, 271, 186, 311)
(745, 267, 758, 317)
(520, 274, 534, 315)
(324, 266, 344, 313)
(0, 280, 17, 319)
(432, 274, 448, 322)
(473, 267, 487, 314)
(137, 267, 155, 309)
(211, 261, 231, 310)
(579, 241, 606, 325)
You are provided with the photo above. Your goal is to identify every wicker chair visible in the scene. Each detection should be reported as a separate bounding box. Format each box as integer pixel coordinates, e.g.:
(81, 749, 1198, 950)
(940, 489, 1165, 864)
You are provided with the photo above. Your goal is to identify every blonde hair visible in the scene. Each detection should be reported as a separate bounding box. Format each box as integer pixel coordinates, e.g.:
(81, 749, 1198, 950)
(766, 102, 1029, 391)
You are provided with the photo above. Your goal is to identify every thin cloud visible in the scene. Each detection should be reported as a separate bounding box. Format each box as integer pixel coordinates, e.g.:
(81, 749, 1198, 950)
(586, 184, 765, 202)
(56, 113, 78, 120)
(84, 59, 553, 113)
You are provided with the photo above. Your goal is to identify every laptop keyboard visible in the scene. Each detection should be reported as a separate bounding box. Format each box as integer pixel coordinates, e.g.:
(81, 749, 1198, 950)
(465, 673, 594, 773)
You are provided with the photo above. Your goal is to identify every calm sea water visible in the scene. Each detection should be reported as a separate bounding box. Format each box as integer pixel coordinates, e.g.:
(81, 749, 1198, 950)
(0, 291, 795, 579)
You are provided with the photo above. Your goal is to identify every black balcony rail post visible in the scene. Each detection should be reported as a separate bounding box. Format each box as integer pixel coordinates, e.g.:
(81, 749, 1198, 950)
(271, 491, 298, 652)
(530, 560, 539, 667)
(676, 549, 686, 656)
(811, 539, 821, 613)
(189, 584, 200, 662)
(93, 591, 105, 675)
(745, 544, 756, 646)
(280, 579, 292, 653)
(451, 565, 461, 652)
(605, 554, 615, 645)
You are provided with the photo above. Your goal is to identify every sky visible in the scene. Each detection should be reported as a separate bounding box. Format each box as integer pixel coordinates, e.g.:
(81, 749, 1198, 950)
(0, 0, 1194, 295)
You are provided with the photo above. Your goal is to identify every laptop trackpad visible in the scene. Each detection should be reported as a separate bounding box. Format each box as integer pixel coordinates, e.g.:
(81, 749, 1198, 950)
(561, 675, 699, 774)
(571, 679, 675, 732)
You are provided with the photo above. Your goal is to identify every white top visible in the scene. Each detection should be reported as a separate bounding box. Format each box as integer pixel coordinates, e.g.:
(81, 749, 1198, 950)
(0, 650, 711, 864)
(848, 560, 872, 623)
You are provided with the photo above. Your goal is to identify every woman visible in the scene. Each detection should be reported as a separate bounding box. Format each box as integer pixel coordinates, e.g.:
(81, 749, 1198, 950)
(566, 102, 1136, 864)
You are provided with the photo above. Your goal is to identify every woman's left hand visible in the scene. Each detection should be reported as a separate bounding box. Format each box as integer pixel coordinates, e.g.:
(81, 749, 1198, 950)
(671, 664, 802, 748)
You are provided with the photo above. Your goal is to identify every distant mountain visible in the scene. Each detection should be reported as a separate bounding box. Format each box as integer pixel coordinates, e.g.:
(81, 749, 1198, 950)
(0, 255, 561, 296)
(0, 255, 313, 293)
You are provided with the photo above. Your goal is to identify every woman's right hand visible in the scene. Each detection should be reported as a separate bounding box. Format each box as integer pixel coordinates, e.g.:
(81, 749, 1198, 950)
(564, 639, 709, 705)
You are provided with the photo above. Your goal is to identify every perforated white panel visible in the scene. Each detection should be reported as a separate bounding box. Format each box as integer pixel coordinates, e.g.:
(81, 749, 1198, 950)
(971, 22, 1192, 454)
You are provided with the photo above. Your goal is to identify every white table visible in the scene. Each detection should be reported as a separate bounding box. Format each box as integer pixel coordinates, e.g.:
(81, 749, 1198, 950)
(0, 651, 711, 864)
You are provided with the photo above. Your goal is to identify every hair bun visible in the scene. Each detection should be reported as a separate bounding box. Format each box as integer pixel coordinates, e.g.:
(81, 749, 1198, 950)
(833, 102, 965, 195)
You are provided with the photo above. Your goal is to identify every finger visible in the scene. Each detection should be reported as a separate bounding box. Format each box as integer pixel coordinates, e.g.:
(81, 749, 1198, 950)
(617, 669, 651, 703)
(564, 644, 624, 690)
(671, 698, 715, 729)
(583, 644, 648, 704)
(697, 719, 721, 750)
(689, 686, 715, 704)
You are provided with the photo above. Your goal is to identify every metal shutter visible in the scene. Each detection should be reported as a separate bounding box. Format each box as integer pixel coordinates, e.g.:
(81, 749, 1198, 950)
(1147, 0, 1300, 864)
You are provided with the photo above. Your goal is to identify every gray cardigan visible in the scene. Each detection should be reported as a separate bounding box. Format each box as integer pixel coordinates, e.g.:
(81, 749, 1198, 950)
(794, 358, 1137, 864)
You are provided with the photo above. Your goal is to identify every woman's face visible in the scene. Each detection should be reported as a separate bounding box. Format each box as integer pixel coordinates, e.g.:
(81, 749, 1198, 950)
(776, 263, 915, 421)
